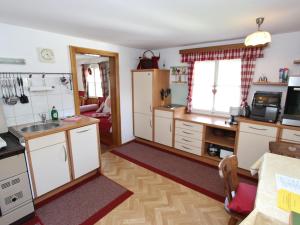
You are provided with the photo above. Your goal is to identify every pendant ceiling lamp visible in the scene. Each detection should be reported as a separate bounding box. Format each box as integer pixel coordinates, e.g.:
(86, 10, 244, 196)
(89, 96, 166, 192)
(244, 17, 271, 46)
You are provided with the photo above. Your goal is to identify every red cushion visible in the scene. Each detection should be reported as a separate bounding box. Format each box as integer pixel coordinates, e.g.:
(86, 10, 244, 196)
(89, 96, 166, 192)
(228, 182, 257, 215)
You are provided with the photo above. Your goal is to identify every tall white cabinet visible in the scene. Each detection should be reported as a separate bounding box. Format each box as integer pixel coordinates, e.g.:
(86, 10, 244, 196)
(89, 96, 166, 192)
(132, 69, 170, 141)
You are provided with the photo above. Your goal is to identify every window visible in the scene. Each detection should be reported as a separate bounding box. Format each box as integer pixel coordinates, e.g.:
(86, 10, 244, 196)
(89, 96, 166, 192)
(87, 67, 103, 97)
(191, 59, 241, 115)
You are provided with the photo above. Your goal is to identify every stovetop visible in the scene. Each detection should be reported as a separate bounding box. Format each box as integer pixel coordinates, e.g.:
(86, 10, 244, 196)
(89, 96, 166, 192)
(0, 132, 25, 160)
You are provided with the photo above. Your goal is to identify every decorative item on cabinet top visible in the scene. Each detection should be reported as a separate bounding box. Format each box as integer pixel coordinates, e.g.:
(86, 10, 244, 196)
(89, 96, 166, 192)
(137, 50, 160, 69)
(170, 66, 188, 83)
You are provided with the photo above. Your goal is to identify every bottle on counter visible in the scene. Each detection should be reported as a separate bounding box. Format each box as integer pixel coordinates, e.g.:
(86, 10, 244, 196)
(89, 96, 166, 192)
(51, 106, 58, 121)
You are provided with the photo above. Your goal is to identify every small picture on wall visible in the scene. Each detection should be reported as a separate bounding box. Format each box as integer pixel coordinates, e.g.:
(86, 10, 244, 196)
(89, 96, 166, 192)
(170, 66, 188, 83)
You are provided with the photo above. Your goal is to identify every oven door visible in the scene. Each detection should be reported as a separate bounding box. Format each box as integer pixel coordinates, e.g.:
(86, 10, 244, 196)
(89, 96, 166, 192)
(284, 86, 300, 117)
(0, 172, 32, 216)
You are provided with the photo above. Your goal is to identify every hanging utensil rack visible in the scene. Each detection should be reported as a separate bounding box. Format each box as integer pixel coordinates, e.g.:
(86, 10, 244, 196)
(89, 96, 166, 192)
(0, 72, 72, 76)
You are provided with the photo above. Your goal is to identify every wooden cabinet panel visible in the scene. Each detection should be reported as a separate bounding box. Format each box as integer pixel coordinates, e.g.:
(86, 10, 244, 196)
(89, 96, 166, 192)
(174, 142, 201, 155)
(134, 113, 153, 141)
(237, 132, 275, 170)
(133, 71, 153, 115)
(30, 143, 70, 197)
(154, 110, 173, 119)
(281, 129, 300, 143)
(175, 120, 203, 132)
(69, 124, 100, 179)
(239, 122, 277, 137)
(175, 127, 203, 140)
(175, 135, 202, 148)
(154, 116, 173, 147)
(28, 132, 65, 151)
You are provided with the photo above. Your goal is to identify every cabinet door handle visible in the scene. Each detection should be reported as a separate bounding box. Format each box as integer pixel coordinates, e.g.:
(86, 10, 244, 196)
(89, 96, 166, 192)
(182, 138, 191, 142)
(294, 134, 300, 137)
(77, 129, 90, 133)
(183, 123, 192, 127)
(182, 145, 191, 150)
(248, 126, 267, 131)
(169, 123, 172, 132)
(150, 120, 152, 128)
(150, 105, 152, 112)
(183, 131, 192, 135)
(63, 145, 67, 162)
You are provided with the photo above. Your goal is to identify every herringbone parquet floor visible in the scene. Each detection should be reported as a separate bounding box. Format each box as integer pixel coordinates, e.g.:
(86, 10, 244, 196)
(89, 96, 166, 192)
(96, 152, 229, 225)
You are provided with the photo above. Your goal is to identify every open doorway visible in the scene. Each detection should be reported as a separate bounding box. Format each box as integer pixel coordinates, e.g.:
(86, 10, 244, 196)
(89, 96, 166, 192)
(69, 46, 121, 152)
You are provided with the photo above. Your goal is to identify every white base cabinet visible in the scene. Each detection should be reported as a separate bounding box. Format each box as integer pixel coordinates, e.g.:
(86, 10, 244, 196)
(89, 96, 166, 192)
(134, 113, 153, 141)
(154, 110, 173, 147)
(69, 124, 100, 179)
(30, 142, 70, 197)
(237, 122, 277, 170)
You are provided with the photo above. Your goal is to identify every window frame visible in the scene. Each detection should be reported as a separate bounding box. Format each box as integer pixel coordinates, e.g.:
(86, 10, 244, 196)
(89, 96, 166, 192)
(191, 59, 241, 116)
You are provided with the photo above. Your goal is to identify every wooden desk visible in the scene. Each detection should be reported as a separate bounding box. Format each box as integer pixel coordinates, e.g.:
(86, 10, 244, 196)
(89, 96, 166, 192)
(241, 153, 300, 225)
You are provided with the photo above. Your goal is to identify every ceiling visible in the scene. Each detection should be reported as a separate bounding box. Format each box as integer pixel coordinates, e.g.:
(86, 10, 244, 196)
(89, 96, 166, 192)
(0, 0, 300, 49)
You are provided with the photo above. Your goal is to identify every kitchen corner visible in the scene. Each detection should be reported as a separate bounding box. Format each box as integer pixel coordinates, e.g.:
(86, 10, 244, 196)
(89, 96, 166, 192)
(9, 115, 101, 205)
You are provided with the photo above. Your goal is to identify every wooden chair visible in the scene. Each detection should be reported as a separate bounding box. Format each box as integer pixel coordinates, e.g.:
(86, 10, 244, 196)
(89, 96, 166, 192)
(269, 141, 300, 158)
(218, 155, 257, 225)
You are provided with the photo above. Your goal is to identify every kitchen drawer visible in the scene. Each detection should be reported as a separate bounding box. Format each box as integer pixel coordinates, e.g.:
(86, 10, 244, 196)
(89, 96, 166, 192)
(281, 129, 300, 143)
(175, 142, 201, 155)
(175, 134, 202, 148)
(239, 122, 277, 137)
(175, 127, 202, 140)
(175, 120, 203, 132)
(155, 110, 173, 119)
(28, 131, 66, 151)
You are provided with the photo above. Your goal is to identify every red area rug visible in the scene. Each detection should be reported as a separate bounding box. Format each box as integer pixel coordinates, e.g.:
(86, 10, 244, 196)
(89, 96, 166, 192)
(22, 175, 132, 225)
(112, 142, 256, 202)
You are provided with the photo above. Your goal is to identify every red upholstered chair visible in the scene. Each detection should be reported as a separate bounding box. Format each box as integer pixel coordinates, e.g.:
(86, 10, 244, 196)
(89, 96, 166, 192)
(218, 155, 257, 225)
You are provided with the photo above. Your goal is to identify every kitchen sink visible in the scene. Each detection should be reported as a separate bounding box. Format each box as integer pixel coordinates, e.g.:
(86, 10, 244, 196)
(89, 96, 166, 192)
(20, 122, 60, 133)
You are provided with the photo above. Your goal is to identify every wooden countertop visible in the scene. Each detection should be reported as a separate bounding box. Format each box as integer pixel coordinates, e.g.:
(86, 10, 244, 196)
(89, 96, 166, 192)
(13, 116, 99, 140)
(175, 113, 238, 131)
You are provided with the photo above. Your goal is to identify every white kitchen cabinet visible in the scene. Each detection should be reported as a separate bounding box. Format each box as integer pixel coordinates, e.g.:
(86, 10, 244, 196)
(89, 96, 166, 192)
(69, 124, 100, 179)
(154, 116, 173, 147)
(134, 113, 153, 141)
(30, 142, 70, 197)
(133, 71, 153, 115)
(237, 122, 277, 170)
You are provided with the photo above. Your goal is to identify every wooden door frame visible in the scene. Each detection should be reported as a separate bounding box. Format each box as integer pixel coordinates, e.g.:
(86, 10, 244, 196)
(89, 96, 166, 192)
(69, 46, 121, 146)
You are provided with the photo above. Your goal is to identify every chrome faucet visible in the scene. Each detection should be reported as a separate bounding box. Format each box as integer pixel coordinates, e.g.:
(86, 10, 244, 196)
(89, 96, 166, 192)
(39, 113, 47, 123)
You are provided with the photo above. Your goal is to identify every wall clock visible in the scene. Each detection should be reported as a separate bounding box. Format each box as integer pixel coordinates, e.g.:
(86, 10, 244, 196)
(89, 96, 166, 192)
(38, 48, 55, 63)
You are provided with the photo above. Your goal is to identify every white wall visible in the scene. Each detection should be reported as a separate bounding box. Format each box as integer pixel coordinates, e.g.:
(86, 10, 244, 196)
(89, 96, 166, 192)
(0, 23, 141, 143)
(1, 74, 75, 126)
(153, 31, 300, 109)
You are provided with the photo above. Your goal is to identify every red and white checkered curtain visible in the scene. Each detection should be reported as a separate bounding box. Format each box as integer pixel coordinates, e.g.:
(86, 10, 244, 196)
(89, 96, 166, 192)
(181, 47, 264, 112)
(99, 62, 110, 98)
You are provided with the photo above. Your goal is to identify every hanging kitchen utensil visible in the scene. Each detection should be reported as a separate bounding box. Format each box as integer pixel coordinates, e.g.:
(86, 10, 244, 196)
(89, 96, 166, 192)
(0, 76, 7, 103)
(6, 76, 18, 105)
(19, 75, 29, 104)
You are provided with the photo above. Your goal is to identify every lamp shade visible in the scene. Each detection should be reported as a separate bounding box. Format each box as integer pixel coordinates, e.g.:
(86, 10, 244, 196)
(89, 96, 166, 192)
(244, 30, 271, 46)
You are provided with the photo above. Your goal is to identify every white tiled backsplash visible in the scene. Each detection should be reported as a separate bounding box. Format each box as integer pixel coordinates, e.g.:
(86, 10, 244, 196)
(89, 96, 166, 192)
(1, 74, 75, 127)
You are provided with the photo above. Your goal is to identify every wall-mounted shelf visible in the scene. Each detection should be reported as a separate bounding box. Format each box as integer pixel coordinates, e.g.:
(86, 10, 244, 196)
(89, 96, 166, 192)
(252, 82, 288, 86)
